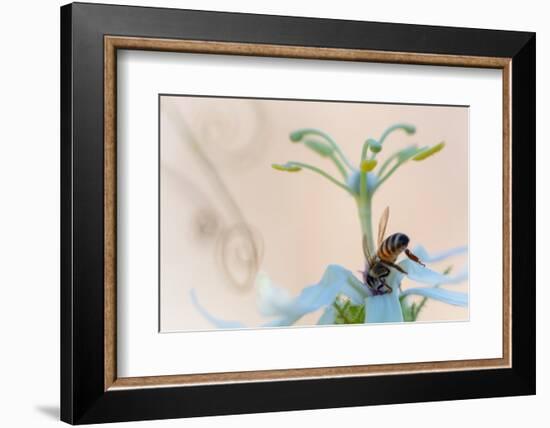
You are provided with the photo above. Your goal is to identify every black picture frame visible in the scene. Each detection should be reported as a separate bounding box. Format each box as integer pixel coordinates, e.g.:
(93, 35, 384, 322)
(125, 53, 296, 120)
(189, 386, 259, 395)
(61, 2, 535, 424)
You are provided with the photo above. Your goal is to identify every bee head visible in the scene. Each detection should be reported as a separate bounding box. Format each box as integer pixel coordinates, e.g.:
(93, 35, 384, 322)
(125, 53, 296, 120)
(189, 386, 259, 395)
(397, 234, 410, 250)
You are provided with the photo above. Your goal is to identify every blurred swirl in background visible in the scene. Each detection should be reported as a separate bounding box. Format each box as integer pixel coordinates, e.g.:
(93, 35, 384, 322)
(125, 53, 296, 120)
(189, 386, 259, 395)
(185, 97, 267, 170)
(162, 97, 266, 293)
(216, 223, 264, 293)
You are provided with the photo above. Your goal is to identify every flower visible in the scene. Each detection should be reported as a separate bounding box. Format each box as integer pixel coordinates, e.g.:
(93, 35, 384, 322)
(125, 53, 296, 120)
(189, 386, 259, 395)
(367, 246, 468, 323)
(262, 245, 467, 325)
(191, 124, 468, 327)
(257, 266, 365, 327)
(191, 244, 467, 327)
(346, 170, 378, 195)
(190, 265, 365, 329)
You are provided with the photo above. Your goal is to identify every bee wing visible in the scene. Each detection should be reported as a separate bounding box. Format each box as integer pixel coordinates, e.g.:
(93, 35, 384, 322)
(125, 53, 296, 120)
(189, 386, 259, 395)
(377, 206, 390, 247)
(362, 234, 373, 264)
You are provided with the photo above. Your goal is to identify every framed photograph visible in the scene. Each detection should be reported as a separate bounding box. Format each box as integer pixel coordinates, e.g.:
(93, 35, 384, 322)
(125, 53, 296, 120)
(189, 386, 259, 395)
(60, 2, 535, 424)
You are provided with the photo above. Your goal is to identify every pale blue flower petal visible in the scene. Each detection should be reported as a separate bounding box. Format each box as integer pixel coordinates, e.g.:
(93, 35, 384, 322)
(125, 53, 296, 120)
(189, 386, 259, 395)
(293, 265, 366, 308)
(317, 306, 337, 325)
(449, 264, 469, 284)
(398, 259, 467, 286)
(401, 287, 468, 307)
(190, 289, 246, 329)
(364, 257, 404, 323)
(259, 265, 368, 326)
(412, 245, 468, 264)
(384, 268, 406, 291)
(367, 172, 379, 191)
(346, 170, 378, 195)
(365, 293, 404, 323)
(256, 271, 294, 317)
(345, 274, 368, 302)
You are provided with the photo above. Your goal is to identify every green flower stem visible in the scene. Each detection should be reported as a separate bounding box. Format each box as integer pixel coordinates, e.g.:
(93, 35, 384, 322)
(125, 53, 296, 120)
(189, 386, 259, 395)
(358, 169, 375, 254)
(360, 197, 374, 254)
(411, 295, 427, 321)
(355, 139, 376, 253)
(284, 161, 355, 196)
(293, 129, 355, 171)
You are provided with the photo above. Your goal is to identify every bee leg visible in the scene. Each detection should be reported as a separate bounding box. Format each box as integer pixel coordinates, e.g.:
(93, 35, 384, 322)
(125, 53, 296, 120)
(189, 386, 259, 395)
(381, 260, 408, 275)
(405, 249, 425, 267)
(377, 280, 392, 294)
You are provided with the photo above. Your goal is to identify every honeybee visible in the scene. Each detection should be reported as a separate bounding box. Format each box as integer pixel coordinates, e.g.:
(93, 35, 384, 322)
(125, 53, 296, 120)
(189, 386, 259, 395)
(362, 207, 425, 295)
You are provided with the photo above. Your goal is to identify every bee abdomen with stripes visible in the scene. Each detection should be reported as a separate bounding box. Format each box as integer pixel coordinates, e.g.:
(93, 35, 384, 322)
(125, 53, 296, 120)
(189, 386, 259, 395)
(377, 233, 410, 263)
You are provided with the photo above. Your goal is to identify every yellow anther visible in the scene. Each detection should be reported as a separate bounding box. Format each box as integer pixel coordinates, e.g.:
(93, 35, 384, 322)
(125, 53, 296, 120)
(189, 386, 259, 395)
(360, 159, 378, 172)
(272, 163, 302, 172)
(412, 142, 445, 161)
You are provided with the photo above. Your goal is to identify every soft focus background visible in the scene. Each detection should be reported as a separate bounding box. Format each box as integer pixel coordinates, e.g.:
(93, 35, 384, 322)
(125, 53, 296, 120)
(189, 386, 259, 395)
(160, 96, 468, 331)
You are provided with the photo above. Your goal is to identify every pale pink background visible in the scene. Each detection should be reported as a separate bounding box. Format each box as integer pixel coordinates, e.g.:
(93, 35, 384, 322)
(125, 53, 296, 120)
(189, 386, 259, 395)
(160, 96, 468, 332)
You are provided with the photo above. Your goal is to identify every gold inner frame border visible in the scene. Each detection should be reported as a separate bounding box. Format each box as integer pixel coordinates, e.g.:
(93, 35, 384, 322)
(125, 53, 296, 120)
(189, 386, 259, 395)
(104, 35, 512, 391)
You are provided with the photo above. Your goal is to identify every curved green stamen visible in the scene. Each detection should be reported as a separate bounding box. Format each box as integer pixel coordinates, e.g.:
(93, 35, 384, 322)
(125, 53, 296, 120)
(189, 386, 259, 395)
(379, 123, 416, 145)
(272, 163, 302, 172)
(375, 147, 422, 191)
(303, 139, 334, 157)
(413, 142, 445, 161)
(301, 139, 348, 178)
(377, 145, 419, 177)
(290, 129, 355, 170)
(273, 161, 355, 196)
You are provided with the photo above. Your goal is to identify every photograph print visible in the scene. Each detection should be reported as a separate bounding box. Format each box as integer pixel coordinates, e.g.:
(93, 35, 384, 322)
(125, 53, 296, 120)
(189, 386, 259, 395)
(159, 95, 469, 332)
